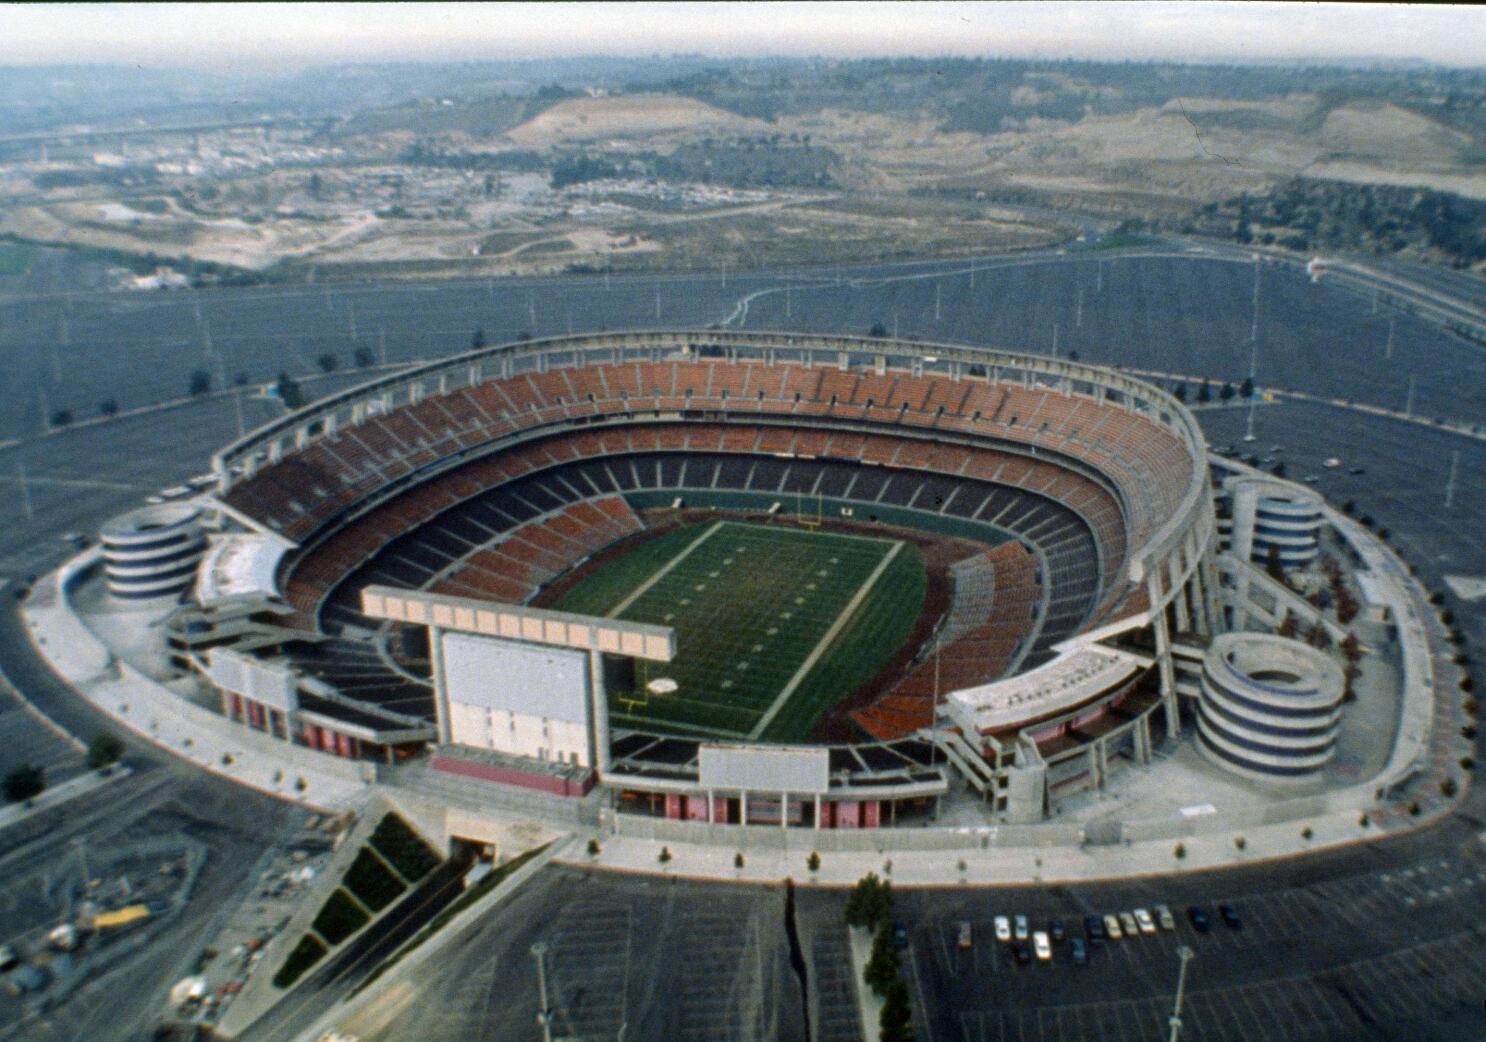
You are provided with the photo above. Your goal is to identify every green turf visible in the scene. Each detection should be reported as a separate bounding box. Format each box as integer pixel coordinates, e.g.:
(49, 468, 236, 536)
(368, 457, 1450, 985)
(553, 519, 926, 741)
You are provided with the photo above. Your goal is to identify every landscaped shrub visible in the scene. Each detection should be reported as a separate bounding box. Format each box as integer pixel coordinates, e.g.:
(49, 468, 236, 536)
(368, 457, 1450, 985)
(343, 848, 408, 912)
(272, 934, 328, 989)
(368, 813, 440, 882)
(312, 888, 371, 946)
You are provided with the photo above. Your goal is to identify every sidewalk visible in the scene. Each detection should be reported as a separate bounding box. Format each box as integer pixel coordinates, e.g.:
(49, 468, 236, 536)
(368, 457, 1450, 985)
(0, 765, 131, 831)
(562, 804, 1392, 887)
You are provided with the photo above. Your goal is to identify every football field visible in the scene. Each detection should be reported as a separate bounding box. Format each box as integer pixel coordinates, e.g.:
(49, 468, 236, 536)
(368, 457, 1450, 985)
(553, 518, 926, 741)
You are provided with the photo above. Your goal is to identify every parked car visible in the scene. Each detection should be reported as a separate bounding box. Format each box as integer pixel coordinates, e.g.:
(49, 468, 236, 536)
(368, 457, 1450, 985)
(957, 921, 973, 949)
(1084, 915, 1105, 943)
(1014, 915, 1029, 942)
(1049, 919, 1065, 943)
(995, 916, 1011, 942)
(1187, 906, 1211, 933)
(1119, 912, 1139, 937)
(1103, 913, 1123, 940)
(1033, 931, 1052, 961)
(1070, 937, 1088, 965)
(1011, 940, 1031, 965)
(1134, 908, 1156, 934)
(1219, 903, 1243, 930)
(1155, 904, 1176, 931)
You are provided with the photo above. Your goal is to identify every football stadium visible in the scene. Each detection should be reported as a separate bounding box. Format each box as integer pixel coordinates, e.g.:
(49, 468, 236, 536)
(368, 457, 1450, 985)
(150, 328, 1221, 827)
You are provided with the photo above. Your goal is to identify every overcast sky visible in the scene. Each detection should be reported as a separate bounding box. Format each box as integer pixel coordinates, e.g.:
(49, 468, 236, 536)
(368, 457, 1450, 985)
(2, 2, 1483, 70)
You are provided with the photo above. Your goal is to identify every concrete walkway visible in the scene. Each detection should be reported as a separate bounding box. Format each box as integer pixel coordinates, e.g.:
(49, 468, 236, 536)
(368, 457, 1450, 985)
(0, 764, 131, 831)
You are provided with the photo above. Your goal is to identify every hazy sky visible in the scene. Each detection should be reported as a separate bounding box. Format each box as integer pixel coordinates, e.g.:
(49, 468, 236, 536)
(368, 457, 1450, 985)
(2, 2, 1483, 70)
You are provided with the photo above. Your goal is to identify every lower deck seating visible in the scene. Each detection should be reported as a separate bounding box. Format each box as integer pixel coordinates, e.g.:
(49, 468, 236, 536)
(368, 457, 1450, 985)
(850, 541, 1042, 741)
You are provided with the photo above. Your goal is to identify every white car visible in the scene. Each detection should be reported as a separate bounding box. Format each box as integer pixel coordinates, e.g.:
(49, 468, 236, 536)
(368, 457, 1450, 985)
(1033, 931, 1052, 961)
(1119, 912, 1139, 937)
(994, 915, 1011, 942)
(1134, 908, 1156, 935)
(1155, 904, 1176, 931)
(1103, 913, 1122, 940)
(1013, 915, 1029, 941)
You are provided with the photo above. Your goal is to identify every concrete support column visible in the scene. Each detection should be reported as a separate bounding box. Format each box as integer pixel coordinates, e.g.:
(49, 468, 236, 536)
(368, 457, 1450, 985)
(588, 649, 610, 776)
(1135, 715, 1152, 765)
(429, 625, 451, 745)
(1088, 744, 1101, 791)
(1149, 572, 1180, 739)
(814, 794, 821, 829)
(740, 790, 749, 827)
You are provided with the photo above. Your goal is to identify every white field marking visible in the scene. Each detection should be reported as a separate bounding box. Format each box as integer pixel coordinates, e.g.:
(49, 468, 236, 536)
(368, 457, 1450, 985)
(608, 519, 725, 617)
(749, 540, 904, 739)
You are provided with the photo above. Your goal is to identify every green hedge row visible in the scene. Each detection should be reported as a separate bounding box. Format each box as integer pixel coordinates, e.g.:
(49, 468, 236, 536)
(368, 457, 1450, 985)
(272, 934, 328, 989)
(343, 848, 408, 913)
(368, 814, 440, 882)
(311, 888, 370, 946)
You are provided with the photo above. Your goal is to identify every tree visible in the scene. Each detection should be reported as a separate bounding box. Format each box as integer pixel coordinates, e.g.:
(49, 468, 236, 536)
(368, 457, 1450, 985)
(188, 369, 211, 396)
(1265, 542, 1286, 582)
(869, 322, 888, 338)
(315, 352, 339, 373)
(3, 764, 45, 803)
(658, 846, 672, 864)
(1240, 376, 1254, 399)
(807, 851, 821, 873)
(1197, 380, 1212, 403)
(1220, 382, 1235, 401)
(1172, 382, 1187, 402)
(352, 345, 375, 368)
(879, 976, 914, 1042)
(49, 409, 73, 427)
(864, 920, 902, 996)
(98, 398, 119, 417)
(844, 871, 893, 931)
(275, 371, 304, 410)
(472, 327, 487, 350)
(1277, 609, 1300, 638)
(587, 838, 600, 858)
(87, 731, 124, 771)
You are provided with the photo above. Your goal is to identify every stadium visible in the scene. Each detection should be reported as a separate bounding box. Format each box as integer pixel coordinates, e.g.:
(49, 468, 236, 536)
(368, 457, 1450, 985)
(173, 328, 1219, 828)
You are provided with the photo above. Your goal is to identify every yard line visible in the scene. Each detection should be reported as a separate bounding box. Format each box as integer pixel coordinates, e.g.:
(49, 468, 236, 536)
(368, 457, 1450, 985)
(749, 540, 903, 739)
(607, 520, 724, 617)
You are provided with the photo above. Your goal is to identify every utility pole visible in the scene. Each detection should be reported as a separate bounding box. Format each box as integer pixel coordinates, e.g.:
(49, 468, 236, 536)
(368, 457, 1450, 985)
(1250, 254, 1261, 342)
(18, 460, 33, 522)
(1167, 946, 1195, 1042)
(532, 942, 554, 1042)
(785, 285, 791, 320)
(654, 285, 661, 323)
(1052, 323, 1059, 356)
(1445, 450, 1460, 509)
(1243, 394, 1257, 443)
(379, 329, 387, 366)
(39, 387, 51, 433)
(528, 293, 536, 327)
(1405, 375, 1416, 418)
(1385, 319, 1394, 361)
(934, 282, 941, 322)
(1075, 285, 1083, 328)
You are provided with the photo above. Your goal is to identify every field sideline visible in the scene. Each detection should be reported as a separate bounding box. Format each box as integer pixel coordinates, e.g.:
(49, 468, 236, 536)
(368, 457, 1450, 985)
(553, 517, 927, 741)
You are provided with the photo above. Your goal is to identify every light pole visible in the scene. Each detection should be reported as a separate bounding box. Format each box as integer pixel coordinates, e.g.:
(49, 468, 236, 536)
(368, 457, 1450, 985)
(1168, 945, 1195, 1042)
(532, 942, 553, 1042)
